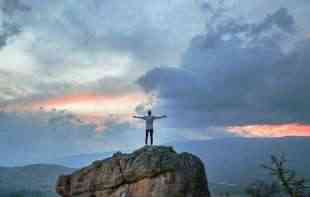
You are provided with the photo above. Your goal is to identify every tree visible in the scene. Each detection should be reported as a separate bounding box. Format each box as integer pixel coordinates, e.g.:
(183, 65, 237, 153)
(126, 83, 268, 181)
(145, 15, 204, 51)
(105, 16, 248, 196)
(262, 154, 309, 197)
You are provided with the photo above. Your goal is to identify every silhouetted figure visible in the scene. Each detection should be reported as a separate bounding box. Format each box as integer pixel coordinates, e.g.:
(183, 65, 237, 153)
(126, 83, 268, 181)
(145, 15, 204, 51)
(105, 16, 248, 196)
(133, 110, 167, 145)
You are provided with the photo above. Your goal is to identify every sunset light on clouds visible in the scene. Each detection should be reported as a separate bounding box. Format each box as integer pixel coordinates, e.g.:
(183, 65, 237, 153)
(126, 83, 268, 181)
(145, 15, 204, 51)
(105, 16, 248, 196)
(30, 92, 149, 129)
(228, 124, 310, 137)
(33, 93, 146, 115)
(30, 93, 310, 137)
(1, 0, 310, 166)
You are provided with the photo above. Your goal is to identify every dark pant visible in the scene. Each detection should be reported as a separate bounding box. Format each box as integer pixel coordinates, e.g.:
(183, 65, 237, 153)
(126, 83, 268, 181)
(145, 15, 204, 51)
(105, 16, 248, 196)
(145, 129, 154, 145)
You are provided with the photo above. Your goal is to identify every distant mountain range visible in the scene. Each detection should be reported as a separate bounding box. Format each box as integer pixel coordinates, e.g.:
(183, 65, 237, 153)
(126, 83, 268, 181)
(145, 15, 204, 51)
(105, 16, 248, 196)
(1, 137, 309, 196)
(47, 152, 113, 168)
(0, 164, 74, 196)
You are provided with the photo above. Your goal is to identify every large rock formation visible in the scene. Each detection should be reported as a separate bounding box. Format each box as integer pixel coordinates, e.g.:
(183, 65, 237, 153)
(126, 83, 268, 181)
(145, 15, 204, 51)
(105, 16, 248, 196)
(56, 146, 210, 197)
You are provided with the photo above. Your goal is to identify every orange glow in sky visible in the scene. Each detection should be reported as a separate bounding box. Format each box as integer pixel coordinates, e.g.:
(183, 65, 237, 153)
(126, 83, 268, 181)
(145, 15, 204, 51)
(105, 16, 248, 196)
(33, 93, 146, 115)
(29, 94, 310, 137)
(227, 123, 310, 137)
(30, 93, 148, 129)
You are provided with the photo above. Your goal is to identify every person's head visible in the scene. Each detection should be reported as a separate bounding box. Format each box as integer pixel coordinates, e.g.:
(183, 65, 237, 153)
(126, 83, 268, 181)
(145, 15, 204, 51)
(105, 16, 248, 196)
(148, 110, 152, 116)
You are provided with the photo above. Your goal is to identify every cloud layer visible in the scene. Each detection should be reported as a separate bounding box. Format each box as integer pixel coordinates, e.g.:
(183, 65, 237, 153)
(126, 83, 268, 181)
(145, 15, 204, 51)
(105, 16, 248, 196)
(1, 0, 310, 165)
(0, 109, 148, 166)
(138, 7, 310, 128)
(0, 0, 29, 49)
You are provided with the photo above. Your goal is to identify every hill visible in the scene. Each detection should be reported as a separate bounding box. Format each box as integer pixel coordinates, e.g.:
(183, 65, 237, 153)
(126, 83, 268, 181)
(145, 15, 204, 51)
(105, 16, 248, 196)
(0, 164, 74, 196)
(48, 152, 113, 168)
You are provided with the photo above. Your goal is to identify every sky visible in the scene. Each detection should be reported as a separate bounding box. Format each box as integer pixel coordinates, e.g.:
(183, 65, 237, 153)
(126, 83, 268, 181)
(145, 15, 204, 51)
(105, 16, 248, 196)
(0, 0, 310, 166)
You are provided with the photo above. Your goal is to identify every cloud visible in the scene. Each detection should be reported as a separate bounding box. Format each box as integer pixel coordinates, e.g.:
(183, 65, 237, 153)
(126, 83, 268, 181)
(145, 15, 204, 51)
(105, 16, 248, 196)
(0, 109, 144, 166)
(0, 22, 20, 48)
(0, 110, 94, 165)
(254, 7, 295, 34)
(0, 0, 206, 107)
(0, 0, 30, 49)
(1, 0, 310, 161)
(228, 123, 310, 137)
(0, 108, 181, 166)
(138, 8, 310, 129)
(0, 69, 144, 108)
(1, 0, 30, 16)
(7, 0, 205, 76)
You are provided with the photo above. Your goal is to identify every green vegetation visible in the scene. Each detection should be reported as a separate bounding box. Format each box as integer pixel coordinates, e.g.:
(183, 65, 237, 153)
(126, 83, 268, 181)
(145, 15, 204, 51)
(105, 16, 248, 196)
(211, 154, 310, 197)
(245, 154, 310, 197)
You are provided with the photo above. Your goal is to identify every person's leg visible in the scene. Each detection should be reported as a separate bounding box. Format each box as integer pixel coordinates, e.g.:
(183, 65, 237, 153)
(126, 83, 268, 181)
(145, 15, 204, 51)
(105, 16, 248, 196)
(145, 129, 148, 145)
(150, 129, 154, 145)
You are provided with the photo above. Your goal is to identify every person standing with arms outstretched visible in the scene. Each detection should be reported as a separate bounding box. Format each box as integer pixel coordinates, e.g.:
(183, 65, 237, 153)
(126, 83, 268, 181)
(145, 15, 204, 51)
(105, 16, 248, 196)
(133, 110, 167, 145)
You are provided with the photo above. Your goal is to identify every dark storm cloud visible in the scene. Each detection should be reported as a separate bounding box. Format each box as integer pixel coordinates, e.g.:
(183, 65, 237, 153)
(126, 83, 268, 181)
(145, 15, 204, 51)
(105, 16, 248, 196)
(201, 7, 294, 45)
(1, 0, 30, 16)
(138, 8, 310, 128)
(0, 0, 30, 49)
(0, 22, 20, 49)
(253, 8, 295, 34)
(0, 22, 20, 48)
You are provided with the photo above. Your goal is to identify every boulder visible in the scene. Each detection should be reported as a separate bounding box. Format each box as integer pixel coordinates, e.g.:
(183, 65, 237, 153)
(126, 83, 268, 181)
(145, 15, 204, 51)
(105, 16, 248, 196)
(56, 146, 210, 197)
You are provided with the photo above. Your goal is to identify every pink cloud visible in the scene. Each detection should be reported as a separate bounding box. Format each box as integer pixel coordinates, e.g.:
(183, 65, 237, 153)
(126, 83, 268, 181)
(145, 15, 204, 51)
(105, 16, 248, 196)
(227, 123, 310, 137)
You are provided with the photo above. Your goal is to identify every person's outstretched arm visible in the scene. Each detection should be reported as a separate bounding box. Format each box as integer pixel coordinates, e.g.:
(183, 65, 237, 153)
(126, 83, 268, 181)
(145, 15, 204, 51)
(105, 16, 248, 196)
(133, 115, 146, 119)
(154, 115, 167, 119)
